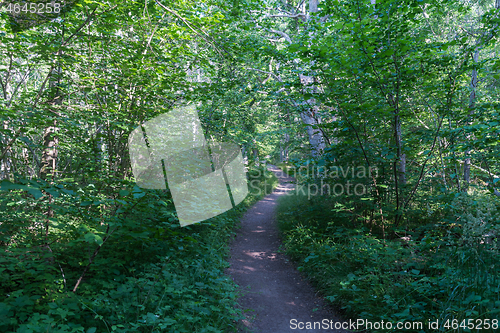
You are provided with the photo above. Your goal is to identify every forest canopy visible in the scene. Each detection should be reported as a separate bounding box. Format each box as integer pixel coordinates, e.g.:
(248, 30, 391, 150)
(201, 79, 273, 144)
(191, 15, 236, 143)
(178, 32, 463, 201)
(1, 0, 499, 332)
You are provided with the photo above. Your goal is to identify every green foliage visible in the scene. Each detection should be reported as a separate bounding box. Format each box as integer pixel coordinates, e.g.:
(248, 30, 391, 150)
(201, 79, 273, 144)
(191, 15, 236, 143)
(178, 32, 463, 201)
(277, 190, 500, 332)
(2, 0, 500, 330)
(247, 164, 279, 198)
(0, 166, 276, 332)
(449, 192, 500, 247)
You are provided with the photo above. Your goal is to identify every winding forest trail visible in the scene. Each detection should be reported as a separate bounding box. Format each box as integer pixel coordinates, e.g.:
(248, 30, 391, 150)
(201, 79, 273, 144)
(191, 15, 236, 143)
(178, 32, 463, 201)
(227, 165, 349, 333)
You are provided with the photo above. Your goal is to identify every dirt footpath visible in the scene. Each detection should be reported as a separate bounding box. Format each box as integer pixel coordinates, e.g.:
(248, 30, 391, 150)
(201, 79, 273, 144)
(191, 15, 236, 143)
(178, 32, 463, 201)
(227, 164, 350, 333)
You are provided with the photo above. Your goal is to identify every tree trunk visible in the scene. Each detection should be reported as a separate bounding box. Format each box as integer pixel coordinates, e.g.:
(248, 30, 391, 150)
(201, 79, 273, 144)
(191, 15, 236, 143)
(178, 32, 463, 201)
(40, 67, 61, 243)
(0, 121, 12, 181)
(40, 68, 61, 180)
(464, 47, 479, 184)
(252, 148, 259, 165)
(463, 0, 500, 184)
(299, 0, 325, 159)
(395, 112, 406, 186)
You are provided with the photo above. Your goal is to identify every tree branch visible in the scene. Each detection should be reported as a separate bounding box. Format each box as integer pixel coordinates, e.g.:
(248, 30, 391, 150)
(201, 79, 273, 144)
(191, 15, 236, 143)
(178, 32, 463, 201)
(267, 29, 293, 44)
(246, 67, 282, 82)
(154, 0, 232, 58)
(403, 116, 445, 210)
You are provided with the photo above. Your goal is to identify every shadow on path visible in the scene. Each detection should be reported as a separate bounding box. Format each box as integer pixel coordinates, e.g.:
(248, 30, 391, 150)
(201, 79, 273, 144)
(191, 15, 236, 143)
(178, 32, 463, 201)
(227, 164, 350, 333)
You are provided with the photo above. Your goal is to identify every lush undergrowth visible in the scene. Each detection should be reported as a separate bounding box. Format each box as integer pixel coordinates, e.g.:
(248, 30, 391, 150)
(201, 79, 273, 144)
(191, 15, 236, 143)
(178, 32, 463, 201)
(276, 162, 295, 178)
(0, 166, 277, 333)
(277, 173, 500, 332)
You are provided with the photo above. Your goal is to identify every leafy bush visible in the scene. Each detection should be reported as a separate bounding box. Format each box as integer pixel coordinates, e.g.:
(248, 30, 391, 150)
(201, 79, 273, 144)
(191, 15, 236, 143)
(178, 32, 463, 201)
(277, 188, 500, 333)
(0, 166, 277, 333)
(448, 192, 500, 247)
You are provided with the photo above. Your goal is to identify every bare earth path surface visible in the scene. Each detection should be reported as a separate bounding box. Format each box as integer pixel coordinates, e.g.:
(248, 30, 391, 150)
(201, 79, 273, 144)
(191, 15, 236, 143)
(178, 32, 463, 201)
(227, 165, 349, 333)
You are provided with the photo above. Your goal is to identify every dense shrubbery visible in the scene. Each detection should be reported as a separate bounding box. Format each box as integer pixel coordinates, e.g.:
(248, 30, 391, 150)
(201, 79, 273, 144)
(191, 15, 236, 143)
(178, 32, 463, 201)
(0, 166, 277, 333)
(277, 165, 500, 333)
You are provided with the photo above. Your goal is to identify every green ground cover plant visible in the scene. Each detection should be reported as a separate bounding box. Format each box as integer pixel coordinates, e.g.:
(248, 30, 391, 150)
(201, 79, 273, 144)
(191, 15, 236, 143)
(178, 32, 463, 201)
(0, 166, 277, 333)
(277, 163, 500, 332)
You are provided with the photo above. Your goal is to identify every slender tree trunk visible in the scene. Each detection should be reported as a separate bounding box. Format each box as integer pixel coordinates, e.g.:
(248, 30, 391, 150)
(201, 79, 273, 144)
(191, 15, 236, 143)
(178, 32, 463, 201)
(463, 0, 500, 185)
(40, 124, 58, 179)
(450, 119, 462, 191)
(464, 47, 479, 185)
(394, 111, 406, 186)
(252, 148, 259, 165)
(40, 67, 61, 243)
(0, 121, 12, 181)
(283, 132, 289, 161)
(299, 96, 325, 158)
(279, 125, 290, 162)
(299, 0, 325, 159)
(40, 68, 61, 180)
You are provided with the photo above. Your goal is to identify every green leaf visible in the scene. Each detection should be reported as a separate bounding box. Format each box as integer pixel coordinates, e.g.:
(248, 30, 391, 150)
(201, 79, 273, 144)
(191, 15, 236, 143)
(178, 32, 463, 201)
(0, 180, 28, 191)
(45, 187, 61, 198)
(0, 180, 44, 199)
(133, 191, 145, 199)
(27, 188, 44, 199)
(84, 233, 103, 246)
(87, 328, 97, 333)
(119, 190, 129, 197)
(288, 44, 300, 52)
